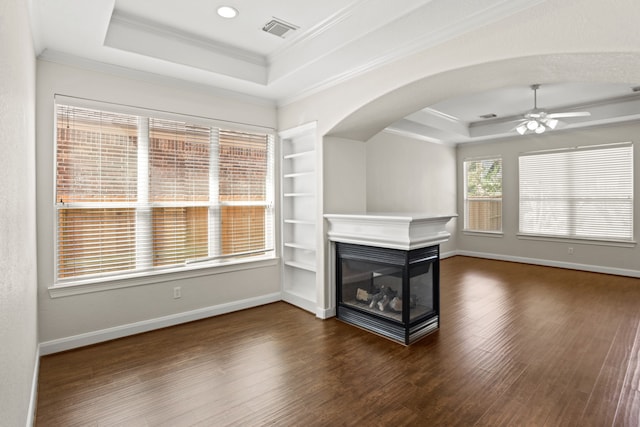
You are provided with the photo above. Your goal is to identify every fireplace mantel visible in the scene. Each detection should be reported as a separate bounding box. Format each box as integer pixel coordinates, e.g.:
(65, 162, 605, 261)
(324, 213, 457, 250)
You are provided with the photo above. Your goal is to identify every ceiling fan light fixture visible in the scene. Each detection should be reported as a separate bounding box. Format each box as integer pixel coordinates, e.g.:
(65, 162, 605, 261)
(515, 84, 590, 136)
(526, 120, 539, 130)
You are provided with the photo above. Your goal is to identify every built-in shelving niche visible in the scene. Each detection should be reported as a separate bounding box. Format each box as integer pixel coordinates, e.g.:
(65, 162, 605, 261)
(280, 122, 319, 315)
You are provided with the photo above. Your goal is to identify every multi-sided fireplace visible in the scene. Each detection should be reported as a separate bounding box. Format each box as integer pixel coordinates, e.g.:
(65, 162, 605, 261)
(325, 213, 456, 345)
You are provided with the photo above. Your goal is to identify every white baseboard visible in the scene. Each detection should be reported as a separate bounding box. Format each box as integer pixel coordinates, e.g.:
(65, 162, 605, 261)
(39, 292, 282, 355)
(316, 306, 336, 319)
(440, 250, 457, 259)
(26, 345, 40, 427)
(455, 250, 640, 278)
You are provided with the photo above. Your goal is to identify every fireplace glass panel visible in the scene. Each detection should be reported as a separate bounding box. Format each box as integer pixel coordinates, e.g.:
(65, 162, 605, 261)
(409, 262, 434, 322)
(341, 258, 404, 322)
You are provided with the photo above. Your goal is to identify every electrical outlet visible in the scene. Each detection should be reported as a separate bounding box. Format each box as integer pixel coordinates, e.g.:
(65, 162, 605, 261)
(173, 286, 181, 299)
(568, 247, 574, 255)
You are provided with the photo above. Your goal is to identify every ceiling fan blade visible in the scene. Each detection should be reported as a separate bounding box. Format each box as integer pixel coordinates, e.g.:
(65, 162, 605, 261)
(547, 111, 591, 119)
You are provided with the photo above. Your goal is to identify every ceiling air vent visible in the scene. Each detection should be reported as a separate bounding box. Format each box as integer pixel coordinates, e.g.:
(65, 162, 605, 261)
(479, 113, 497, 119)
(263, 18, 298, 38)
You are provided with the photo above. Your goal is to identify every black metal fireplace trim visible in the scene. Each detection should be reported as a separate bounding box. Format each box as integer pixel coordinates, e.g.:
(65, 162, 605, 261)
(339, 305, 439, 344)
(335, 242, 440, 345)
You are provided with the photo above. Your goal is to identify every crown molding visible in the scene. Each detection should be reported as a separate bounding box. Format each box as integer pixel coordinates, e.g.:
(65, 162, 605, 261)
(38, 50, 276, 108)
(109, 10, 266, 67)
(277, 0, 546, 106)
(382, 127, 456, 146)
(268, 0, 366, 63)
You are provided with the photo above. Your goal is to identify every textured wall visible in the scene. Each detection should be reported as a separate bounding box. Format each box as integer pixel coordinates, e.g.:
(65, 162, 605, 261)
(0, 0, 38, 425)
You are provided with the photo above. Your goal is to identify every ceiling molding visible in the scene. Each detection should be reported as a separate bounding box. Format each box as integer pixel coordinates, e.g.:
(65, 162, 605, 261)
(382, 127, 456, 146)
(109, 10, 266, 66)
(37, 50, 276, 108)
(105, 10, 268, 85)
(268, 0, 364, 64)
(276, 0, 547, 105)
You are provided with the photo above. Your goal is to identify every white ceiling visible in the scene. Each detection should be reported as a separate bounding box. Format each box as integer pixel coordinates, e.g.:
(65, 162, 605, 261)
(29, 0, 640, 144)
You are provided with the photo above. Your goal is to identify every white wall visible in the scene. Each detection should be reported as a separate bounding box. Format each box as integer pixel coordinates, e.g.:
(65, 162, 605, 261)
(366, 132, 457, 254)
(0, 0, 38, 425)
(323, 137, 367, 214)
(36, 60, 281, 349)
(457, 122, 640, 275)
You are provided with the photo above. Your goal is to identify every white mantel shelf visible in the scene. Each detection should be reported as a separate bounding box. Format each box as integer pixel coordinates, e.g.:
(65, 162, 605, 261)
(324, 213, 457, 250)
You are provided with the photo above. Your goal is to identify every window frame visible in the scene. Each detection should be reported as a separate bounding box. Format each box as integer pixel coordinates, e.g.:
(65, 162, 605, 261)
(517, 142, 635, 246)
(50, 96, 276, 296)
(463, 156, 503, 235)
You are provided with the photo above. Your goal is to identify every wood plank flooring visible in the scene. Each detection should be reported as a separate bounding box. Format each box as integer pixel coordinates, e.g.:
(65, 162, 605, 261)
(36, 256, 640, 426)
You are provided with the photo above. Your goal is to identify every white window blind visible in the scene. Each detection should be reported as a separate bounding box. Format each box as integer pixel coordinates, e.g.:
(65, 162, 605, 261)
(519, 143, 633, 241)
(55, 103, 274, 283)
(464, 157, 502, 232)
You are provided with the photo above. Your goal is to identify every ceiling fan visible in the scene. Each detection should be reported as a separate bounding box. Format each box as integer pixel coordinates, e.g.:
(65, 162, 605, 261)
(515, 84, 591, 135)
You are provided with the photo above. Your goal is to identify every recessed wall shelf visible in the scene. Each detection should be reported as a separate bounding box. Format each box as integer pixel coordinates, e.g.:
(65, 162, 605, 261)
(284, 192, 314, 198)
(280, 122, 319, 316)
(284, 260, 316, 272)
(284, 171, 314, 178)
(283, 150, 314, 160)
(284, 219, 315, 225)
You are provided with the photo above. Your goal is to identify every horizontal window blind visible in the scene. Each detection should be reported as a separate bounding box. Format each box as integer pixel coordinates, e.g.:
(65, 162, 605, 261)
(519, 143, 633, 241)
(217, 130, 273, 257)
(149, 119, 211, 267)
(464, 157, 502, 232)
(55, 103, 274, 283)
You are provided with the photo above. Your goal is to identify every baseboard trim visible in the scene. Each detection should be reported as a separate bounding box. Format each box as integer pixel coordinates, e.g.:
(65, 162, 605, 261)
(26, 345, 40, 427)
(39, 292, 282, 355)
(455, 250, 640, 278)
(316, 307, 336, 319)
(440, 250, 457, 259)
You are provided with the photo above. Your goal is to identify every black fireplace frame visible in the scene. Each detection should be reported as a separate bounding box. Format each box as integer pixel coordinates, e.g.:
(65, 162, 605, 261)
(335, 242, 440, 345)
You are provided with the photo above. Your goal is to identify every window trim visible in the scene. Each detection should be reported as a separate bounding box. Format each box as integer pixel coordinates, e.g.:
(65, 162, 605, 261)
(52, 95, 276, 290)
(48, 255, 279, 298)
(516, 233, 636, 248)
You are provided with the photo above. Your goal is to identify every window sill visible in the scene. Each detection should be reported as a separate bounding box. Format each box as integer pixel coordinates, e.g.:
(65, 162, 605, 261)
(517, 233, 637, 248)
(462, 230, 504, 238)
(48, 255, 279, 298)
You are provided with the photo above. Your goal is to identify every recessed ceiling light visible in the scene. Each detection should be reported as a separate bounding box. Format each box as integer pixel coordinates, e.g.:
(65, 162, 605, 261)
(217, 6, 238, 19)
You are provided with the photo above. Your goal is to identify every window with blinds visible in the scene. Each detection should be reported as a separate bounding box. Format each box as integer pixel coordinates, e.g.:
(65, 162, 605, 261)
(55, 103, 274, 283)
(519, 143, 633, 241)
(464, 157, 502, 232)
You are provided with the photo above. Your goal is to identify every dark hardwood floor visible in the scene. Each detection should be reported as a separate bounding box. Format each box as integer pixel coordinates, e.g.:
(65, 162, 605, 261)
(36, 256, 640, 426)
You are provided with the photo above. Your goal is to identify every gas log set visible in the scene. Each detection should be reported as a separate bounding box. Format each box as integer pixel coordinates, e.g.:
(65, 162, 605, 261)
(355, 286, 415, 313)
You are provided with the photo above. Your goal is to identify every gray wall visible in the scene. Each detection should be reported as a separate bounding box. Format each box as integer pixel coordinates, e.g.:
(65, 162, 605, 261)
(0, 0, 39, 425)
(457, 122, 640, 275)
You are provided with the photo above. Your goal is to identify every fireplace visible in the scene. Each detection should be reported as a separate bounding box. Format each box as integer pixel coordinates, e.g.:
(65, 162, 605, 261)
(337, 242, 439, 344)
(325, 213, 456, 345)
